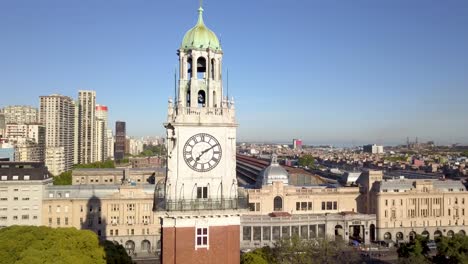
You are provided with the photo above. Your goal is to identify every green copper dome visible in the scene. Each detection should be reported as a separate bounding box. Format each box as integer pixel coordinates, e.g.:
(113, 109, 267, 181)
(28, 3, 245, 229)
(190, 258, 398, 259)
(181, 7, 221, 51)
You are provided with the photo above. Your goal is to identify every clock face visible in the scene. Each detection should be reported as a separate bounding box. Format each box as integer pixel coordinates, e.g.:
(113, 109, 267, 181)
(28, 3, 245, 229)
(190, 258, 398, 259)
(183, 133, 222, 172)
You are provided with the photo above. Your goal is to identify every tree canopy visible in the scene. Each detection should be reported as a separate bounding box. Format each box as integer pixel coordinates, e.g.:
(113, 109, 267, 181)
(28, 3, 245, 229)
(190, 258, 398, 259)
(101, 240, 134, 264)
(53, 171, 72, 185)
(0, 226, 106, 264)
(398, 234, 468, 264)
(0, 226, 134, 264)
(433, 234, 468, 264)
(241, 236, 360, 264)
(298, 154, 316, 169)
(73, 160, 115, 169)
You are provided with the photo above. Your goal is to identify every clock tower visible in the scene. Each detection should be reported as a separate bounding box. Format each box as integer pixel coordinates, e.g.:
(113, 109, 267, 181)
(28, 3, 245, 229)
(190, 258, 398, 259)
(157, 4, 243, 264)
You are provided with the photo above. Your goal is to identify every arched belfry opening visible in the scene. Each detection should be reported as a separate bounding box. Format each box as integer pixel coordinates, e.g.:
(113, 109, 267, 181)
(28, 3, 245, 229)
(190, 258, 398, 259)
(213, 91, 217, 107)
(197, 57, 206, 79)
(210, 58, 215, 79)
(197, 90, 206, 107)
(187, 58, 193, 79)
(186, 89, 191, 107)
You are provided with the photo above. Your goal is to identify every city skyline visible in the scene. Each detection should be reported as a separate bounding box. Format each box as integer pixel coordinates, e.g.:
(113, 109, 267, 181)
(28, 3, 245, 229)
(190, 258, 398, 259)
(1, 1, 468, 145)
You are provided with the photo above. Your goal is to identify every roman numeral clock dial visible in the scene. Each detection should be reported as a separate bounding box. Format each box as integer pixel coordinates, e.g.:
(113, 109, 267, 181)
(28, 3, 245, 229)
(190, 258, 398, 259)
(183, 133, 222, 172)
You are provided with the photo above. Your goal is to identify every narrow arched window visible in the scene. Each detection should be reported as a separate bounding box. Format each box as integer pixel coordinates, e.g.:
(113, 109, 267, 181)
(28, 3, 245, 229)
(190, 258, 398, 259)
(273, 196, 283, 211)
(197, 57, 206, 79)
(198, 90, 206, 108)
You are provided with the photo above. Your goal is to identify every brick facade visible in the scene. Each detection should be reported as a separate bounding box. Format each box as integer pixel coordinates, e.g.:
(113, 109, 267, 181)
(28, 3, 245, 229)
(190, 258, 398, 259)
(162, 225, 240, 264)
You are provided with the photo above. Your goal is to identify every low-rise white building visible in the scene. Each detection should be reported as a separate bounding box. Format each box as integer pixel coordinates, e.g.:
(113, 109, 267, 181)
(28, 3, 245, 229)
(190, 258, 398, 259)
(0, 162, 52, 227)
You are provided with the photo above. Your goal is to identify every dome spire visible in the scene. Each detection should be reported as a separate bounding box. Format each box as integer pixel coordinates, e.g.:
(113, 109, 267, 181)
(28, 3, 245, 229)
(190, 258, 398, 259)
(197, 0, 204, 25)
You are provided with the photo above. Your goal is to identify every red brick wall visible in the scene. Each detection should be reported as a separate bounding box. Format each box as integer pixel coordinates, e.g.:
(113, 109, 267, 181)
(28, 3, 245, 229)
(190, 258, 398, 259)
(162, 225, 240, 264)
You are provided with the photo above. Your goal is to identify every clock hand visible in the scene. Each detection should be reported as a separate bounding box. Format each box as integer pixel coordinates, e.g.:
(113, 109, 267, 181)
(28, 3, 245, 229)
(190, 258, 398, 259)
(196, 144, 218, 161)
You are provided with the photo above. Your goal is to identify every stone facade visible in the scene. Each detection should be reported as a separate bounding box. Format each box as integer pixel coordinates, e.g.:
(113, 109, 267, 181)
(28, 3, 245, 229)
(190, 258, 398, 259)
(373, 178, 468, 243)
(43, 184, 159, 255)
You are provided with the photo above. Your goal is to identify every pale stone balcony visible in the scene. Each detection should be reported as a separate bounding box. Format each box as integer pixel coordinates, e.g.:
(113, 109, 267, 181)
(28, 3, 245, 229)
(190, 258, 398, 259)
(167, 105, 236, 124)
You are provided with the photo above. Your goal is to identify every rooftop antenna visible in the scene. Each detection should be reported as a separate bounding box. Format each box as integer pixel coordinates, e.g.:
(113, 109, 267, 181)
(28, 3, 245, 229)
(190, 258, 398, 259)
(174, 67, 177, 103)
(227, 68, 229, 100)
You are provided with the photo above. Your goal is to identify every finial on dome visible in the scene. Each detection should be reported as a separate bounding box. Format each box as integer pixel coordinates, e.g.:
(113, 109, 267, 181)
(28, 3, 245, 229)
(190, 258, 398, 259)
(197, 0, 204, 25)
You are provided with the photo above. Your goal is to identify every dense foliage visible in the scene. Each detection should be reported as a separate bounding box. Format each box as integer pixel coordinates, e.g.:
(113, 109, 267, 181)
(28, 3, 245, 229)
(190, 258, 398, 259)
(140, 144, 166, 157)
(53, 171, 72, 185)
(0, 226, 106, 264)
(397, 235, 430, 264)
(101, 240, 134, 264)
(74, 160, 115, 169)
(241, 236, 360, 264)
(397, 234, 468, 264)
(433, 234, 468, 263)
(298, 154, 316, 169)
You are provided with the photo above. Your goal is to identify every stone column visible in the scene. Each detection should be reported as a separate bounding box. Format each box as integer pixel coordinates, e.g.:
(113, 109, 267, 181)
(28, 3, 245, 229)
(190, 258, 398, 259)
(192, 53, 198, 80)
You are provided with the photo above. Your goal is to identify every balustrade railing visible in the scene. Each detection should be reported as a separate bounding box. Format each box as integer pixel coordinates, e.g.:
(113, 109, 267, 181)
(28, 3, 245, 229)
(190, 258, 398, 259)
(155, 197, 247, 212)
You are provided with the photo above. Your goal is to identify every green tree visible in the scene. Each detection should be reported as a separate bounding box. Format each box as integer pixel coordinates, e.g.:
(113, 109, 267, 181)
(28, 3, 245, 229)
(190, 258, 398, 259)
(433, 234, 468, 264)
(256, 235, 360, 264)
(0, 226, 106, 264)
(397, 235, 430, 264)
(101, 240, 134, 264)
(74, 160, 115, 169)
(298, 154, 316, 169)
(53, 171, 72, 185)
(241, 248, 269, 264)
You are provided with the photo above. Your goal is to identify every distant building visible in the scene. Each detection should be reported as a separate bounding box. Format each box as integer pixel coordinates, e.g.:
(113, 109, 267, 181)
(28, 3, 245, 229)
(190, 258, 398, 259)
(40, 94, 75, 174)
(106, 129, 114, 160)
(129, 138, 144, 156)
(94, 105, 108, 162)
(130, 157, 163, 168)
(78, 90, 96, 164)
(0, 162, 52, 227)
(292, 139, 302, 150)
(114, 121, 126, 160)
(369, 177, 468, 244)
(4, 124, 45, 162)
(0, 113, 5, 138)
(0, 142, 15, 161)
(363, 144, 384, 154)
(71, 167, 165, 185)
(2, 105, 38, 124)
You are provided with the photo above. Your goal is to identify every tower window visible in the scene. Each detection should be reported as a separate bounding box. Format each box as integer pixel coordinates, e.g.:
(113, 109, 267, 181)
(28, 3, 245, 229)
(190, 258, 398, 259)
(198, 90, 206, 107)
(196, 57, 206, 79)
(188, 58, 193, 79)
(196, 227, 208, 248)
(197, 187, 208, 199)
(186, 89, 191, 107)
(210, 58, 215, 79)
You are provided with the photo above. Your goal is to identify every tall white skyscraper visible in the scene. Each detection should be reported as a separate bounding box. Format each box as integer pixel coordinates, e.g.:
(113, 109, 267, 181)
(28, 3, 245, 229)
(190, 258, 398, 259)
(39, 94, 75, 175)
(94, 105, 108, 162)
(78, 90, 96, 164)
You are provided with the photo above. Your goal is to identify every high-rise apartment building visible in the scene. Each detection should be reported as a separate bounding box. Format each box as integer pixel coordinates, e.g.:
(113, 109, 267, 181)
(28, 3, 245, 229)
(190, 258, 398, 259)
(77, 90, 96, 164)
(94, 105, 108, 162)
(114, 121, 126, 161)
(292, 139, 302, 150)
(2, 105, 38, 124)
(363, 144, 384, 154)
(0, 113, 5, 138)
(4, 124, 45, 162)
(106, 129, 114, 160)
(39, 94, 75, 175)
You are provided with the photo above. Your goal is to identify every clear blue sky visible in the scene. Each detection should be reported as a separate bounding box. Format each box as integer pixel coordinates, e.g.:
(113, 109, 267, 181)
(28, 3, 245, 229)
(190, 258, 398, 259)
(1, 0, 467, 146)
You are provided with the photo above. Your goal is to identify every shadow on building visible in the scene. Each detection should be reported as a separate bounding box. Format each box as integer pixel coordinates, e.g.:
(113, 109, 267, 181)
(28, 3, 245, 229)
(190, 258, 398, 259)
(80, 194, 135, 262)
(81, 194, 106, 240)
